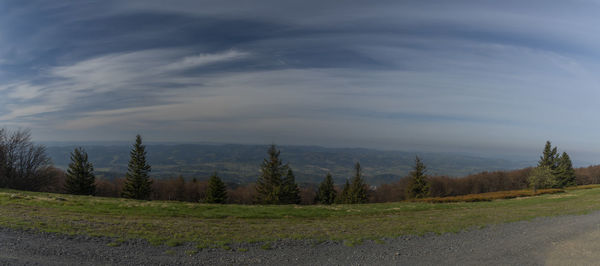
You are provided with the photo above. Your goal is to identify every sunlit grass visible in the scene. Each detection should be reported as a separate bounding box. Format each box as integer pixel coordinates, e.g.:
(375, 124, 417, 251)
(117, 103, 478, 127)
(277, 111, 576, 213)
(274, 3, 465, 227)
(1, 186, 600, 246)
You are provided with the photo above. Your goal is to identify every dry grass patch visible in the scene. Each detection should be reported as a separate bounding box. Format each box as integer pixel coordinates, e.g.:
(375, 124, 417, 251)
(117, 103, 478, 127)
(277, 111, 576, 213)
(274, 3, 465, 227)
(415, 189, 564, 203)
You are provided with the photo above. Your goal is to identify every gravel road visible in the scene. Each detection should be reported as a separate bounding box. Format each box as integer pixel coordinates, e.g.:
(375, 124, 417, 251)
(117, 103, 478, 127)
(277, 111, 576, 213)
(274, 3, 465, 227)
(2, 211, 600, 265)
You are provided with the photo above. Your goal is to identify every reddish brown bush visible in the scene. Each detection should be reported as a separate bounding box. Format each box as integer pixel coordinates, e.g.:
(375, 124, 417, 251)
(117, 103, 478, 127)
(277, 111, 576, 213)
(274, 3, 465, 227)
(416, 188, 564, 203)
(227, 183, 257, 204)
(370, 178, 409, 203)
(575, 165, 600, 185)
(95, 178, 123, 198)
(38, 167, 66, 193)
(150, 177, 208, 202)
(299, 185, 317, 205)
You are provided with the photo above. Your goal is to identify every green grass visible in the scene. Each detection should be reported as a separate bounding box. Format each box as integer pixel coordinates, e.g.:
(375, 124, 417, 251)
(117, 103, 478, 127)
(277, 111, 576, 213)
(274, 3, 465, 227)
(184, 249, 198, 256)
(164, 250, 176, 255)
(1, 186, 600, 246)
(343, 238, 363, 247)
(106, 242, 121, 247)
(374, 238, 386, 244)
(165, 239, 183, 247)
(196, 243, 209, 250)
(260, 242, 273, 250)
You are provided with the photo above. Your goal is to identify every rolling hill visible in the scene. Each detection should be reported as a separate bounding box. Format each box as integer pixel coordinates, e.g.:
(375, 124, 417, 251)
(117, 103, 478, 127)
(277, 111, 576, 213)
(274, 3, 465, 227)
(44, 143, 535, 185)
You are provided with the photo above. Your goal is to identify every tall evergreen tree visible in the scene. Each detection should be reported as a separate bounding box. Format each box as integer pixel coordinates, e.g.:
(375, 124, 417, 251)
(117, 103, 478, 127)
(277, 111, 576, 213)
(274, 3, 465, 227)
(347, 162, 369, 204)
(255, 144, 288, 204)
(281, 168, 301, 204)
(206, 173, 228, 203)
(64, 147, 96, 195)
(337, 179, 351, 204)
(536, 141, 575, 188)
(538, 141, 559, 170)
(406, 156, 430, 199)
(555, 152, 576, 188)
(315, 173, 336, 204)
(121, 135, 153, 200)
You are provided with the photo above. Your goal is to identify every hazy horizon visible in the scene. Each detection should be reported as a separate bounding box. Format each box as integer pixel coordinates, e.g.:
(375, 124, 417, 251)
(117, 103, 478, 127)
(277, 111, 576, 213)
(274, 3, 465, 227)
(2, 1, 600, 162)
(39, 139, 598, 167)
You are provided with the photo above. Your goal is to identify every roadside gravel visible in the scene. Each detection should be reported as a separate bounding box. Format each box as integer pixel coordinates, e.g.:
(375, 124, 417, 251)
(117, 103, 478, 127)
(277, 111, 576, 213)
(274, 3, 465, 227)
(2, 211, 600, 265)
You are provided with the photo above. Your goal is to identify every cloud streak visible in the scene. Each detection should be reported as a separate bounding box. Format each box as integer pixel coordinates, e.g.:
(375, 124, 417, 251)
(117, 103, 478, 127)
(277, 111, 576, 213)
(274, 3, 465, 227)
(164, 50, 249, 70)
(1, 1, 600, 161)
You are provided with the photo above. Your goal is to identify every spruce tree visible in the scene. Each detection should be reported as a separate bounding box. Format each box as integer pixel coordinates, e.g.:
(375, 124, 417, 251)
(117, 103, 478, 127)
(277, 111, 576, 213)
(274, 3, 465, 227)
(406, 156, 430, 199)
(206, 173, 228, 203)
(538, 141, 559, 170)
(255, 144, 287, 204)
(337, 179, 350, 204)
(121, 135, 153, 200)
(555, 152, 576, 188)
(536, 141, 575, 188)
(64, 147, 96, 195)
(315, 173, 336, 204)
(347, 162, 369, 204)
(281, 168, 301, 204)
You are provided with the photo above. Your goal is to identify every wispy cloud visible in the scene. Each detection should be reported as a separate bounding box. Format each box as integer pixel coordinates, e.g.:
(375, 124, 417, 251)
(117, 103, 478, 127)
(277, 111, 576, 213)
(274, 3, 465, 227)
(0, 83, 43, 100)
(0, 48, 251, 123)
(2, 1, 600, 160)
(164, 50, 249, 70)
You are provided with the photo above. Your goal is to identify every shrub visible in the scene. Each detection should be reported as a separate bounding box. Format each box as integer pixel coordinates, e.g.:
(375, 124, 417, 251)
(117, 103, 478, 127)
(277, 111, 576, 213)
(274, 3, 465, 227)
(415, 188, 564, 203)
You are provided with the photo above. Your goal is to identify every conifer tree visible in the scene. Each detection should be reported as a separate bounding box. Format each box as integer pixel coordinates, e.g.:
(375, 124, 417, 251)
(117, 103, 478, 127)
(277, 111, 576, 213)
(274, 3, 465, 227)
(315, 173, 336, 204)
(538, 141, 559, 170)
(255, 144, 288, 204)
(337, 179, 351, 204)
(64, 147, 96, 195)
(528, 165, 556, 192)
(406, 156, 430, 199)
(555, 152, 576, 188)
(206, 173, 228, 203)
(121, 135, 153, 200)
(536, 141, 576, 188)
(347, 162, 369, 204)
(281, 168, 301, 204)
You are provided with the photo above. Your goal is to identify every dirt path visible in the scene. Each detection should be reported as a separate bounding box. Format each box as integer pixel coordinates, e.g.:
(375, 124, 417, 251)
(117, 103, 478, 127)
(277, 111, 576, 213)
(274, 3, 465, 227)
(2, 211, 600, 265)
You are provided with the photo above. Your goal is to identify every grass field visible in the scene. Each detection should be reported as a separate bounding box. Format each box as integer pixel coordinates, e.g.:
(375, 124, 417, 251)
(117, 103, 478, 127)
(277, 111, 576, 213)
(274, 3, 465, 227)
(2, 186, 600, 248)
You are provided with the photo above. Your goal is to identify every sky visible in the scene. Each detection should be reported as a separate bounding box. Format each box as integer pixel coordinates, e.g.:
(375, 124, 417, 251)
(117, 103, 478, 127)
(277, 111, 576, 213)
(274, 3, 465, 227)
(1, 0, 600, 162)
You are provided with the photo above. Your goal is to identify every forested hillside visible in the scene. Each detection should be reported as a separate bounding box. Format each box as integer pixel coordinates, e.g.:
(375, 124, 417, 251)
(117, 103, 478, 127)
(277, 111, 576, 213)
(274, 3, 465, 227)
(45, 144, 534, 185)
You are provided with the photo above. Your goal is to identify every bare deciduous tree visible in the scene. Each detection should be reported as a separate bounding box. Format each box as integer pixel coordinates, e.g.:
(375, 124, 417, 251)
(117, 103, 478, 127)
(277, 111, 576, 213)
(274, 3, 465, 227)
(0, 129, 54, 191)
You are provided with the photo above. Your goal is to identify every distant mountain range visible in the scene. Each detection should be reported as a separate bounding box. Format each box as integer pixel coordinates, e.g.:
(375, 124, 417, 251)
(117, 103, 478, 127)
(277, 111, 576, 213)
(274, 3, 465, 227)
(44, 143, 537, 185)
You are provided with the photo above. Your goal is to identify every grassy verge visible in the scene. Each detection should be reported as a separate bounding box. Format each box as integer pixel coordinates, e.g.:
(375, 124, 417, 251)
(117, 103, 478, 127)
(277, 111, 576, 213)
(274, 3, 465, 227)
(2, 186, 600, 246)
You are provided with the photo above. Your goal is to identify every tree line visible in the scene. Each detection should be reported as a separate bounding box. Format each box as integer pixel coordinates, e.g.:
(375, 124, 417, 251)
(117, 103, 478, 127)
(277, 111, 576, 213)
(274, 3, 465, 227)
(0, 128, 587, 205)
(63, 135, 229, 203)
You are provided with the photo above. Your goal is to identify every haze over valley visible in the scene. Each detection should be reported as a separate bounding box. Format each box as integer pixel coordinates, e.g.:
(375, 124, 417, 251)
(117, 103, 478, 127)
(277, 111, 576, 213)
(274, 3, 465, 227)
(45, 142, 536, 185)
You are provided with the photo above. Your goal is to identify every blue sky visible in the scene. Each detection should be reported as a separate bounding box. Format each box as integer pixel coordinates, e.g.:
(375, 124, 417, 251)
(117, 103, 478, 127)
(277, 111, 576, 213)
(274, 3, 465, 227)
(1, 0, 600, 161)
